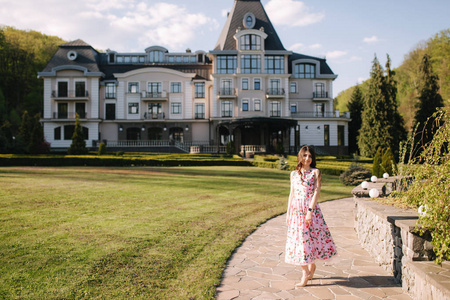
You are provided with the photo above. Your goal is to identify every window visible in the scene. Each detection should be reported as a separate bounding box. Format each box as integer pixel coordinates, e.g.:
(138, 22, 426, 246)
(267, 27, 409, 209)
(244, 13, 255, 29)
(171, 82, 182, 93)
(105, 103, 116, 120)
(220, 79, 233, 95)
(254, 99, 261, 111)
(254, 78, 261, 90)
(168, 56, 174, 63)
(57, 103, 68, 119)
(170, 128, 184, 143)
(221, 101, 233, 117)
(64, 125, 75, 140)
(54, 127, 61, 140)
(268, 79, 282, 95)
(338, 125, 345, 146)
(148, 103, 162, 119)
(128, 103, 139, 114)
(190, 56, 196, 63)
(314, 83, 326, 98)
(290, 82, 297, 94)
(246, 16, 253, 28)
(265, 56, 284, 74)
(183, 56, 189, 63)
(105, 83, 116, 99)
(149, 51, 164, 62)
(324, 125, 330, 146)
(270, 101, 281, 117)
(75, 103, 86, 118)
(128, 82, 139, 93)
(75, 81, 86, 97)
(290, 104, 297, 113)
(242, 99, 249, 111)
(240, 34, 261, 50)
(195, 103, 205, 119)
(116, 56, 123, 63)
(217, 56, 237, 74)
(109, 53, 115, 63)
(242, 78, 249, 90)
(314, 103, 324, 117)
(139, 56, 145, 63)
(148, 82, 162, 97)
(294, 63, 316, 78)
(195, 82, 205, 98)
(171, 103, 181, 114)
(241, 55, 261, 74)
(57, 81, 68, 97)
(131, 56, 138, 63)
(124, 56, 130, 63)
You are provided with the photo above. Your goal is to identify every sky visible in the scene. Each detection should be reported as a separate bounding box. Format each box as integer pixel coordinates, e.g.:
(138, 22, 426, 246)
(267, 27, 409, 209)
(1, 0, 449, 96)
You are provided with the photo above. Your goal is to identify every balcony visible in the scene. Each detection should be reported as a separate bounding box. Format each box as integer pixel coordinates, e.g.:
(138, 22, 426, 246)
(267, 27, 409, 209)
(313, 91, 330, 100)
(195, 113, 205, 119)
(141, 91, 168, 101)
(53, 112, 87, 119)
(291, 111, 348, 118)
(266, 88, 285, 98)
(218, 88, 237, 99)
(143, 112, 165, 120)
(52, 90, 89, 100)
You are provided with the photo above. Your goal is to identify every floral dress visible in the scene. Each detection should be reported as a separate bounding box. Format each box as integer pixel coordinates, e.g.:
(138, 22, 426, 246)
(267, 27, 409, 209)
(285, 169, 337, 265)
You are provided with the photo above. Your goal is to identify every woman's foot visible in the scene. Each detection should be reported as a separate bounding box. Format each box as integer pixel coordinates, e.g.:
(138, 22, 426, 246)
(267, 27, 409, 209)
(295, 270, 311, 288)
(308, 263, 316, 280)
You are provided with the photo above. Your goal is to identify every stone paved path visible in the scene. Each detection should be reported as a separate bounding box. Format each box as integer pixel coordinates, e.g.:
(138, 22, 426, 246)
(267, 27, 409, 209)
(216, 198, 412, 299)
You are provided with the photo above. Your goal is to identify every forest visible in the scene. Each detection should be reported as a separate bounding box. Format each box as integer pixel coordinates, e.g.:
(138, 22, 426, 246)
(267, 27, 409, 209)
(335, 29, 450, 132)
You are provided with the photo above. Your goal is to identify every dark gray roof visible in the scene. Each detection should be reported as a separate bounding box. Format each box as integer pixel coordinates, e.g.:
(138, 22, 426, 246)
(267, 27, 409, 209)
(214, 0, 285, 51)
(288, 53, 335, 75)
(41, 40, 101, 73)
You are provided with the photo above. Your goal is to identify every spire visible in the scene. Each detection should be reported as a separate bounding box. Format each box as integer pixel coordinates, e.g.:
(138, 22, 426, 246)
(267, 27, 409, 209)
(214, 0, 285, 51)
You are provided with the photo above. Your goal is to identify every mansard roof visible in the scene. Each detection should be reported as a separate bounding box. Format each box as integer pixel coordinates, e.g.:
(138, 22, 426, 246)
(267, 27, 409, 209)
(40, 39, 101, 74)
(289, 52, 335, 76)
(214, 0, 285, 51)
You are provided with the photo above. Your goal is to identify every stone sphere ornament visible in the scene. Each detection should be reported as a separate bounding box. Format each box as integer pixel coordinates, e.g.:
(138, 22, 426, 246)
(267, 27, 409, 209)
(383, 173, 389, 179)
(369, 188, 380, 198)
(371, 176, 378, 182)
(361, 181, 369, 189)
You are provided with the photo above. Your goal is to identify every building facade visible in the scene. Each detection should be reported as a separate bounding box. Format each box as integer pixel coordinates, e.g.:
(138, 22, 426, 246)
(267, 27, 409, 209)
(38, 0, 350, 155)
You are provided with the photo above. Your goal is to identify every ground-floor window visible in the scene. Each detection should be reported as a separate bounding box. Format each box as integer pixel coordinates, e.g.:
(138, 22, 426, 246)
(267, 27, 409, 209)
(105, 103, 116, 120)
(148, 127, 163, 140)
(338, 125, 345, 146)
(64, 125, 88, 140)
(324, 124, 330, 146)
(170, 127, 184, 143)
(127, 127, 141, 140)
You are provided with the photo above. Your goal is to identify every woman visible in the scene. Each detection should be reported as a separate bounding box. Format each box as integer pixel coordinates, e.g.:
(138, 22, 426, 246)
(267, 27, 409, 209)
(285, 145, 337, 287)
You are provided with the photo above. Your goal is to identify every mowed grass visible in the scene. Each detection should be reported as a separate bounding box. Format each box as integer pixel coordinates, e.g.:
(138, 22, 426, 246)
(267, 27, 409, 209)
(0, 166, 353, 299)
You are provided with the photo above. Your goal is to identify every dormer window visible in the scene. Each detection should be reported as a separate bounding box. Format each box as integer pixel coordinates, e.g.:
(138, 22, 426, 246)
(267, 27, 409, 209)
(243, 12, 256, 29)
(149, 51, 164, 62)
(294, 63, 316, 78)
(240, 34, 261, 50)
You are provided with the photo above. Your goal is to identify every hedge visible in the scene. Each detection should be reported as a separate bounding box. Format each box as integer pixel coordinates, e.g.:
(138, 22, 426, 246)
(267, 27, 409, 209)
(0, 154, 252, 167)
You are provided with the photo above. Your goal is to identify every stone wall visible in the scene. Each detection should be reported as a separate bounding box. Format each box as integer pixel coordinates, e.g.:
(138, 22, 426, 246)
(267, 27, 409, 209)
(352, 180, 449, 300)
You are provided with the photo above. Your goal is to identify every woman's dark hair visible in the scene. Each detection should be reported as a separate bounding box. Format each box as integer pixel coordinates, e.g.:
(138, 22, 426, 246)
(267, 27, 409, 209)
(296, 145, 317, 174)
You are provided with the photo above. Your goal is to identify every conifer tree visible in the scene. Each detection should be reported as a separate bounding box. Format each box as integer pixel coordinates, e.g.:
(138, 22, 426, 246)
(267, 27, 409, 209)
(372, 147, 382, 177)
(381, 147, 395, 176)
(358, 56, 392, 157)
(347, 85, 364, 154)
(413, 54, 444, 152)
(28, 114, 48, 154)
(67, 113, 88, 155)
(16, 110, 33, 153)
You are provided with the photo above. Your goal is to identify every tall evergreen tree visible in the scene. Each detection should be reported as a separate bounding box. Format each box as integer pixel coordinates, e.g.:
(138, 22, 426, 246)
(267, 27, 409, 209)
(413, 54, 444, 152)
(67, 113, 88, 155)
(16, 110, 33, 153)
(347, 85, 364, 154)
(358, 56, 392, 157)
(28, 114, 48, 154)
(358, 55, 406, 158)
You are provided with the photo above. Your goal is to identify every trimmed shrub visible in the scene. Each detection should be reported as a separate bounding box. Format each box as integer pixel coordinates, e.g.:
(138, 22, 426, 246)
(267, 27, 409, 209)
(98, 143, 107, 155)
(372, 147, 383, 177)
(339, 163, 371, 186)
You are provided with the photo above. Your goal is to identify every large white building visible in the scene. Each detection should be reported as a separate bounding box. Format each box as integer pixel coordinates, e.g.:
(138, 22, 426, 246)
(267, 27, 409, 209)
(38, 0, 350, 155)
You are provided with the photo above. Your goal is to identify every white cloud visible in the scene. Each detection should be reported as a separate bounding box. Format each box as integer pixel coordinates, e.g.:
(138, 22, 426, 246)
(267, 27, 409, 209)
(0, 0, 219, 51)
(265, 0, 324, 27)
(289, 43, 322, 53)
(326, 50, 347, 59)
(363, 35, 379, 43)
(357, 77, 368, 84)
(309, 43, 322, 50)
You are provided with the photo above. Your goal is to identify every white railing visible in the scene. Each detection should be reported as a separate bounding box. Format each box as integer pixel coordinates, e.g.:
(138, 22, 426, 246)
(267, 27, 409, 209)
(240, 145, 266, 153)
(99, 140, 227, 153)
(190, 146, 227, 154)
(105, 140, 171, 147)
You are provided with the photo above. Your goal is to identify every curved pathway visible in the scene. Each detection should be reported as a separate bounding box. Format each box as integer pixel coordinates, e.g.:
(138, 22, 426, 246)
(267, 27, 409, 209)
(216, 198, 412, 299)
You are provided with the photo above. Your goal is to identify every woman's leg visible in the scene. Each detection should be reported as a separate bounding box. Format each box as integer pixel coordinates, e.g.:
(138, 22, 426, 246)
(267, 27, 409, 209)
(295, 264, 311, 287)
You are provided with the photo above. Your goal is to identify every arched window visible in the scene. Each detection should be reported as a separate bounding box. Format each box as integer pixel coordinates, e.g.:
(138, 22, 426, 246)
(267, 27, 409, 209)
(294, 63, 316, 78)
(169, 127, 184, 143)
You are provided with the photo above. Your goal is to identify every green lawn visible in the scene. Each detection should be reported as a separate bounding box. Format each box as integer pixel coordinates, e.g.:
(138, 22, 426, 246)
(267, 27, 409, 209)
(0, 166, 353, 299)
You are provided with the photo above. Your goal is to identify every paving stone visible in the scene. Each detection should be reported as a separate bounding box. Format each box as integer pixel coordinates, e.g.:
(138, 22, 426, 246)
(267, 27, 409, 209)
(216, 198, 412, 300)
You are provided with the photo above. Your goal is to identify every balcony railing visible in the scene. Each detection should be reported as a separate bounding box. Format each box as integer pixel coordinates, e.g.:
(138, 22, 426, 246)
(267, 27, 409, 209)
(266, 88, 285, 98)
(313, 91, 329, 98)
(53, 112, 87, 119)
(291, 111, 346, 118)
(218, 88, 236, 96)
(143, 112, 165, 120)
(270, 110, 281, 117)
(52, 90, 89, 98)
(141, 91, 167, 99)
(195, 113, 205, 119)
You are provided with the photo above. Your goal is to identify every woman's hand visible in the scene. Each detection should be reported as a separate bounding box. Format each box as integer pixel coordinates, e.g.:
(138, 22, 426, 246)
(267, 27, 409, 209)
(305, 211, 313, 225)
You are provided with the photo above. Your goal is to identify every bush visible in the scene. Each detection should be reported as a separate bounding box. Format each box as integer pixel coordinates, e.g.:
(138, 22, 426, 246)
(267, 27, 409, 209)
(372, 147, 382, 177)
(277, 157, 288, 170)
(98, 143, 107, 155)
(339, 163, 371, 186)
